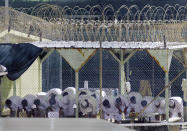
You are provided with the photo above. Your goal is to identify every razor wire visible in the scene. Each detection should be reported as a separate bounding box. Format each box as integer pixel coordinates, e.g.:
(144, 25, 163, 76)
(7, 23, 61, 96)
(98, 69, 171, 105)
(0, 4, 186, 42)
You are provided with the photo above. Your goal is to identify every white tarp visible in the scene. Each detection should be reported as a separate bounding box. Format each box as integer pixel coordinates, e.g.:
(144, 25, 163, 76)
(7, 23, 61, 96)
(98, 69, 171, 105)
(147, 50, 173, 72)
(57, 49, 96, 71)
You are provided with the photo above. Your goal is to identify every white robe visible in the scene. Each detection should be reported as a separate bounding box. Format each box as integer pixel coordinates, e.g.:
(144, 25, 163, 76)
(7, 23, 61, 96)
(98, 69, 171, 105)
(140, 96, 157, 121)
(59, 87, 76, 116)
(5, 96, 22, 111)
(155, 97, 165, 115)
(79, 94, 97, 116)
(22, 94, 36, 112)
(91, 90, 106, 114)
(127, 92, 142, 116)
(35, 93, 49, 110)
(48, 94, 62, 112)
(169, 97, 183, 121)
(102, 96, 118, 120)
(114, 95, 130, 121)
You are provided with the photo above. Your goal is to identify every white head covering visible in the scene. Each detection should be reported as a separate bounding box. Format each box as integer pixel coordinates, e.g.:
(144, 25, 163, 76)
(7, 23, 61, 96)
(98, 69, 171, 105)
(60, 87, 76, 116)
(169, 97, 183, 121)
(5, 96, 22, 111)
(128, 92, 142, 114)
(22, 94, 36, 111)
(79, 94, 97, 115)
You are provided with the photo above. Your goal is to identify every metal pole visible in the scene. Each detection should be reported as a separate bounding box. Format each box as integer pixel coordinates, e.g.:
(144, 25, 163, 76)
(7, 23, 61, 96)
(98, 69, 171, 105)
(75, 71, 79, 118)
(99, 41, 103, 119)
(164, 35, 169, 121)
(120, 49, 125, 95)
(5, 0, 9, 43)
(165, 70, 169, 121)
(59, 56, 62, 90)
(38, 58, 42, 92)
(13, 81, 16, 96)
(127, 61, 130, 81)
(0, 78, 2, 116)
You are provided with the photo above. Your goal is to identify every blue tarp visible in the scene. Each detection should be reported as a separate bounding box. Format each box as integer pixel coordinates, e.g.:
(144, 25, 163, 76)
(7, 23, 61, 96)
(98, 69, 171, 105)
(0, 43, 42, 80)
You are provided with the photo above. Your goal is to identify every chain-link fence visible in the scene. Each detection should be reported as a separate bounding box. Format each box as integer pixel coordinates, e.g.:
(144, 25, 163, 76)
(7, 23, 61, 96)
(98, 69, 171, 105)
(2, 48, 186, 122)
(0, 4, 186, 125)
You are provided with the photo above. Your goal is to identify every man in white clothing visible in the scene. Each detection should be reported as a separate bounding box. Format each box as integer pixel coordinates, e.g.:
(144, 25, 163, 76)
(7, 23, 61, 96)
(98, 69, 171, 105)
(21, 94, 36, 117)
(5, 96, 22, 117)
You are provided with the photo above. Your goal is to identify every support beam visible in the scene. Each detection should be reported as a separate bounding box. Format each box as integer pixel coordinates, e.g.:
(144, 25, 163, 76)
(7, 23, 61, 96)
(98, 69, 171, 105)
(18, 77, 21, 96)
(173, 54, 185, 67)
(13, 81, 16, 96)
(109, 50, 120, 63)
(99, 41, 103, 119)
(127, 61, 130, 81)
(165, 71, 169, 121)
(38, 58, 42, 92)
(0, 78, 2, 116)
(59, 56, 62, 90)
(75, 71, 79, 118)
(123, 49, 137, 64)
(120, 49, 125, 95)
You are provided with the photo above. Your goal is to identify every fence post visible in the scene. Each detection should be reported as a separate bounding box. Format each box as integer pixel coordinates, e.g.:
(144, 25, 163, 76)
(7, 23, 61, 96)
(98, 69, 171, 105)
(165, 71, 169, 121)
(99, 41, 103, 119)
(0, 78, 1, 116)
(75, 71, 79, 118)
(120, 49, 125, 95)
(164, 36, 169, 121)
